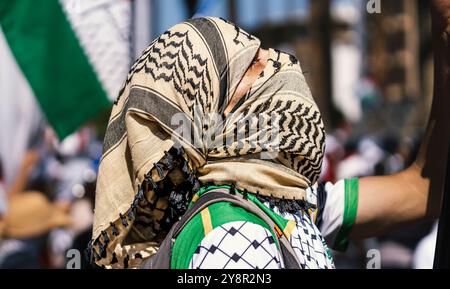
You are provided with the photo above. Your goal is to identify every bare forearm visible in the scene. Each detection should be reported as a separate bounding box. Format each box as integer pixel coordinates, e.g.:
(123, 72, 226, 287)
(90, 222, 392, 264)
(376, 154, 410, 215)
(351, 165, 429, 239)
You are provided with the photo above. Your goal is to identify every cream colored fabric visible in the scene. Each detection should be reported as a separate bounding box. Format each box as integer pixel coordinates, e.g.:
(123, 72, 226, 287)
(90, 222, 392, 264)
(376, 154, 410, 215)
(198, 160, 311, 200)
(91, 17, 325, 268)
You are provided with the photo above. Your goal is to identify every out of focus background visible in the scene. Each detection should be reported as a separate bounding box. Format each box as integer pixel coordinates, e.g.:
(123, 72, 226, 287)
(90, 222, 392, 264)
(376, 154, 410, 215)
(0, 0, 437, 269)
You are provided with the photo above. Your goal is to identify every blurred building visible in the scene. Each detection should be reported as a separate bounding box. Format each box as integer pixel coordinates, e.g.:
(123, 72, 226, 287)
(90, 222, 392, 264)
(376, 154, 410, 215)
(367, 0, 420, 103)
(364, 0, 432, 140)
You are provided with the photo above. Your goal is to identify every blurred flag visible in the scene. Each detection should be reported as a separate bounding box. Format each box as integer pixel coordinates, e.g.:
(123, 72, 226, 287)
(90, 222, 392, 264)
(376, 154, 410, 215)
(0, 0, 131, 140)
(0, 0, 131, 187)
(0, 29, 42, 187)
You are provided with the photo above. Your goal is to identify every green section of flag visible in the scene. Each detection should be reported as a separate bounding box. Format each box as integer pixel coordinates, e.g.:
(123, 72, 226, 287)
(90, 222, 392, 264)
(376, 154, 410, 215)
(0, 0, 111, 139)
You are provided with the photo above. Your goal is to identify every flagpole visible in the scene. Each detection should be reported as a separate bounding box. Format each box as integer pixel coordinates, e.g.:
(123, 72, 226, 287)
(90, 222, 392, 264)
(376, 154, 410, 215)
(132, 0, 152, 60)
(434, 142, 450, 268)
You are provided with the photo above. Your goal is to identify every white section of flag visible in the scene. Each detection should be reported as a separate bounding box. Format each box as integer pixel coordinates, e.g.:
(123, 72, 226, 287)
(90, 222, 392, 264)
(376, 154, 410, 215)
(60, 0, 132, 100)
(0, 27, 42, 188)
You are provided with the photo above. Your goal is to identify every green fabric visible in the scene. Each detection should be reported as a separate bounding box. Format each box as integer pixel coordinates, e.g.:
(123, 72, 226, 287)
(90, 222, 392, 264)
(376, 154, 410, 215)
(170, 210, 205, 269)
(333, 178, 359, 251)
(192, 185, 290, 230)
(209, 202, 273, 232)
(171, 185, 284, 269)
(0, 0, 110, 139)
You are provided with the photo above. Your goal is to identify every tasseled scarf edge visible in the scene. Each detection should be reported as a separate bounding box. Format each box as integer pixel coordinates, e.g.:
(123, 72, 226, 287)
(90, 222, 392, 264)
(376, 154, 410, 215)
(87, 147, 199, 268)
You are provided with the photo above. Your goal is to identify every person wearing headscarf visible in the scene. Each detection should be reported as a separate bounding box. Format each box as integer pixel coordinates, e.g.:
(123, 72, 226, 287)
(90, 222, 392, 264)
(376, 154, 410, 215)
(89, 2, 450, 269)
(89, 17, 331, 269)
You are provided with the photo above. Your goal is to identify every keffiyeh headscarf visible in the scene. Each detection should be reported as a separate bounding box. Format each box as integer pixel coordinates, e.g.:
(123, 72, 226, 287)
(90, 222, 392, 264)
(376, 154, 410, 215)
(90, 17, 325, 268)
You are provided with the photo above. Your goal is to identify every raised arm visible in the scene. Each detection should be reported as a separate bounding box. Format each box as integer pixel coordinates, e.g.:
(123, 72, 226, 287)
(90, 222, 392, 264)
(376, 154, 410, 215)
(350, 0, 450, 239)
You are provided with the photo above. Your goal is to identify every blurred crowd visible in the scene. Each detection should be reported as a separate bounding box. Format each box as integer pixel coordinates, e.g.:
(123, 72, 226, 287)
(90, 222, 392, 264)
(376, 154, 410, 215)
(0, 124, 102, 269)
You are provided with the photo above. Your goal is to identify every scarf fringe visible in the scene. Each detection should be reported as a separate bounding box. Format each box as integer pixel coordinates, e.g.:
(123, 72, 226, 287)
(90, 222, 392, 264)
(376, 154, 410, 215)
(88, 147, 199, 268)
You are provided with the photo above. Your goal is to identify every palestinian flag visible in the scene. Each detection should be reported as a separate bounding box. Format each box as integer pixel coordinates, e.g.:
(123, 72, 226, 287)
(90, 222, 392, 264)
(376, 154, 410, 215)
(0, 0, 131, 139)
